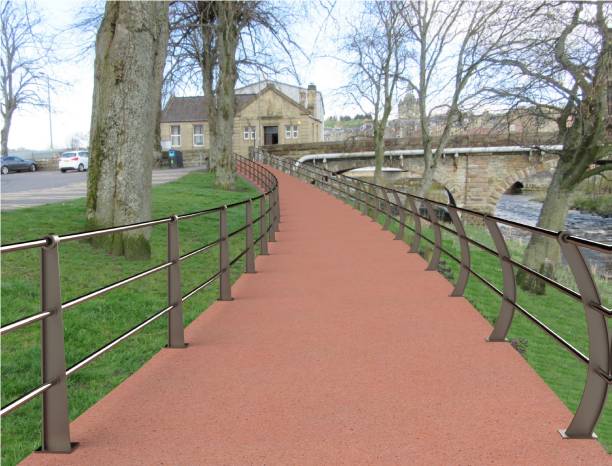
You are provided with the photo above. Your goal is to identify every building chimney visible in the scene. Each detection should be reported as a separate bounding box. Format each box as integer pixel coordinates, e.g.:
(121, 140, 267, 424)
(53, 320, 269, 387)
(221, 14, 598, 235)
(307, 84, 317, 114)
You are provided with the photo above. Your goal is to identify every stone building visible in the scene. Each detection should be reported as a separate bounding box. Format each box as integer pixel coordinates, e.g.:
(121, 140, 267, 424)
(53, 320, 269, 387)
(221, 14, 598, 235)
(160, 81, 324, 161)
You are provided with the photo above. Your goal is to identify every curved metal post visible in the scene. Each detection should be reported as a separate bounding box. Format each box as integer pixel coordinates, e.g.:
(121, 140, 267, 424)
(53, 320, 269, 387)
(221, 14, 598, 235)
(351, 179, 362, 211)
(368, 185, 377, 221)
(405, 197, 421, 253)
(392, 191, 405, 240)
(423, 200, 441, 271)
(484, 216, 515, 342)
(167, 216, 186, 348)
(40, 235, 73, 452)
(558, 232, 608, 439)
(447, 207, 471, 296)
(360, 184, 368, 215)
(380, 188, 392, 231)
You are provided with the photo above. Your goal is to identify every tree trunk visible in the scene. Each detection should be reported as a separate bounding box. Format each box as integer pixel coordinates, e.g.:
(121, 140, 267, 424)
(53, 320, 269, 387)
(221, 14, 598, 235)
(1, 106, 14, 156)
(373, 125, 385, 185)
(213, 3, 239, 190)
(419, 147, 436, 198)
(86, 1, 169, 260)
(517, 156, 572, 293)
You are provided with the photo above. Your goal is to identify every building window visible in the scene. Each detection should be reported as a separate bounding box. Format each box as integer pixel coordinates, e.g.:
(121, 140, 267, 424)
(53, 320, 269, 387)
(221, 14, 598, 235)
(171, 125, 181, 147)
(244, 126, 255, 140)
(193, 124, 204, 146)
(285, 124, 298, 139)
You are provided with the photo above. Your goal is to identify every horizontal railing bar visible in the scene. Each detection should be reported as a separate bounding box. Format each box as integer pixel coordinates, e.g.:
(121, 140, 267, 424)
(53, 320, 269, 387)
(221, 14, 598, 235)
(510, 299, 589, 365)
(469, 269, 504, 297)
(181, 271, 222, 302)
(177, 206, 223, 220)
(225, 199, 250, 209)
(60, 218, 171, 243)
(179, 239, 220, 262)
(62, 261, 172, 311)
(66, 305, 173, 377)
(228, 223, 249, 238)
(0, 310, 52, 336)
(253, 213, 265, 223)
(464, 236, 499, 257)
(0, 382, 53, 417)
(565, 234, 612, 253)
(508, 257, 582, 302)
(229, 248, 249, 267)
(0, 238, 49, 254)
(591, 302, 612, 317)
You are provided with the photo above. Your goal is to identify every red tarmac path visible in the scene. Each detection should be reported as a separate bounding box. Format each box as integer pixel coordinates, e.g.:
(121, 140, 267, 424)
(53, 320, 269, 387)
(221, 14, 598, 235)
(23, 167, 609, 465)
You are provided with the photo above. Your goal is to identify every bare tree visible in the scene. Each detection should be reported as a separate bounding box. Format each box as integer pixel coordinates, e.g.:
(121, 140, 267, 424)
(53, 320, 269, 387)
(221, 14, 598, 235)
(86, 1, 169, 259)
(0, 0, 54, 156)
(167, 1, 302, 189)
(399, 0, 520, 196)
(340, 1, 408, 185)
(484, 1, 611, 291)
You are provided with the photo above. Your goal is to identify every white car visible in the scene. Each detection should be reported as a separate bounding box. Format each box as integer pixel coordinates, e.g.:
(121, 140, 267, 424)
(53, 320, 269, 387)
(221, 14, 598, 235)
(59, 150, 89, 172)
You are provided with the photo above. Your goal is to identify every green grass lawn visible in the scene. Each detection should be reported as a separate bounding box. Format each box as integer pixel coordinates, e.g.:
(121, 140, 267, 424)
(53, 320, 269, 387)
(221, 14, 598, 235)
(356, 196, 612, 453)
(1, 171, 267, 466)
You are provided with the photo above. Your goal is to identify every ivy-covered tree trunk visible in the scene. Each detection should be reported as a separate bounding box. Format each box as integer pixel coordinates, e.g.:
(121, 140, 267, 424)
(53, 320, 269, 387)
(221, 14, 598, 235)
(86, 1, 169, 260)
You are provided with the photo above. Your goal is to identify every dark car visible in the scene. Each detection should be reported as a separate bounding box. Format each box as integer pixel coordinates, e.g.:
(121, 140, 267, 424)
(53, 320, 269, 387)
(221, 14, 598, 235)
(1, 156, 37, 174)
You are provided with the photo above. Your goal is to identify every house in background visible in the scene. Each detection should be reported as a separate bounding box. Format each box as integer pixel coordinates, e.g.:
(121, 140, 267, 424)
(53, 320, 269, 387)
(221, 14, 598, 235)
(160, 81, 324, 162)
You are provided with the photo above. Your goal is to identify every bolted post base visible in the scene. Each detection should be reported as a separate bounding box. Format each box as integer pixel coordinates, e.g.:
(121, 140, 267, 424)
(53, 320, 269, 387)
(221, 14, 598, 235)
(559, 429, 597, 439)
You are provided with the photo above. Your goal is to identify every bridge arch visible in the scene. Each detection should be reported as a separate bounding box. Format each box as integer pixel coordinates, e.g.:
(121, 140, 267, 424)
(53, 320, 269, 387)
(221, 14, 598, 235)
(489, 157, 558, 210)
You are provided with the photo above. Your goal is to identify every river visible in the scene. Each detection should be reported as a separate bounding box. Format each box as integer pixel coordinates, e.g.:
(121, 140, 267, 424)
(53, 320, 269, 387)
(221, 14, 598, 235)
(495, 194, 611, 277)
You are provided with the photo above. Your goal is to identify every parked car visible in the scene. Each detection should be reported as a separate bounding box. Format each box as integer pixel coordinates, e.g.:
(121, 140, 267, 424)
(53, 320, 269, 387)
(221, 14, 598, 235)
(59, 150, 89, 172)
(1, 156, 37, 175)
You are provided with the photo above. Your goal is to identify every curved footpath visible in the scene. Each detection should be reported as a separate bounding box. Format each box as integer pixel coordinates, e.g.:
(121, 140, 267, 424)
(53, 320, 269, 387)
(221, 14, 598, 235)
(23, 166, 609, 465)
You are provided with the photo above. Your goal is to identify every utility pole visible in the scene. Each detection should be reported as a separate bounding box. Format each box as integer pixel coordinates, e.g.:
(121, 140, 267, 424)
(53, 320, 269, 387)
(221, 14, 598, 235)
(47, 77, 53, 153)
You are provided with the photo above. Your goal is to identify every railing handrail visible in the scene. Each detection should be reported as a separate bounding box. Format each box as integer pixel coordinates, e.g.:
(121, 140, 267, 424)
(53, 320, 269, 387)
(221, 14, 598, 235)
(0, 154, 280, 454)
(260, 148, 610, 441)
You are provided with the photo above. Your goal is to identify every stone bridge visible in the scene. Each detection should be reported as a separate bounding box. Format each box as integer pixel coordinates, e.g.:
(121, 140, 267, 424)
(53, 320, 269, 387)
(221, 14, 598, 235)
(262, 137, 560, 214)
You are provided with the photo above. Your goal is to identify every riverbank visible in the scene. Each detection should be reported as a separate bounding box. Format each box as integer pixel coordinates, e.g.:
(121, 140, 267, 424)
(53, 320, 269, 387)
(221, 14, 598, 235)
(573, 194, 612, 217)
(527, 191, 612, 217)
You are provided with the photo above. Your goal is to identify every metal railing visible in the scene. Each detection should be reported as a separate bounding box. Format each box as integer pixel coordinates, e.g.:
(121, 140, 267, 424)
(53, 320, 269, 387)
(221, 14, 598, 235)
(256, 148, 612, 440)
(0, 154, 280, 453)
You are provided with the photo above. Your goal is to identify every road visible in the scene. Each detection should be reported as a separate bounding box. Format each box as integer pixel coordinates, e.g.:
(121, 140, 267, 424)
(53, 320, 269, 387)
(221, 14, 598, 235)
(0, 167, 203, 210)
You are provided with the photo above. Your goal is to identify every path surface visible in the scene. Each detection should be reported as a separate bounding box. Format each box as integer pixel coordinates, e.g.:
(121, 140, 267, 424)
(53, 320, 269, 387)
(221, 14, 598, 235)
(23, 167, 608, 465)
(1, 167, 201, 210)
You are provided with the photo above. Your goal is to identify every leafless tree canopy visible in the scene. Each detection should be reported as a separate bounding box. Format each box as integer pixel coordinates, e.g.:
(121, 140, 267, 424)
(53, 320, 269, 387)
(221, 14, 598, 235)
(166, 1, 303, 99)
(399, 0, 522, 195)
(0, 0, 55, 155)
(485, 1, 611, 184)
(166, 1, 304, 188)
(340, 1, 409, 184)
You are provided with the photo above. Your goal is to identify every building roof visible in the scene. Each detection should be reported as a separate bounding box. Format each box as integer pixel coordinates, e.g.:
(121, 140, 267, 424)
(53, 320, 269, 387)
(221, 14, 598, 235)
(161, 94, 257, 123)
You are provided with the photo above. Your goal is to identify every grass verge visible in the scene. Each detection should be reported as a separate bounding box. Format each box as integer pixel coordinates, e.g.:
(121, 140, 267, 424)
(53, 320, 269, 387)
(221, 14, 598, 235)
(1, 170, 265, 466)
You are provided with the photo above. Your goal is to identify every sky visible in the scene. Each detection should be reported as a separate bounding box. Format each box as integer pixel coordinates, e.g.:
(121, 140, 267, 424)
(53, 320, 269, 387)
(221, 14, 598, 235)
(7, 0, 359, 151)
